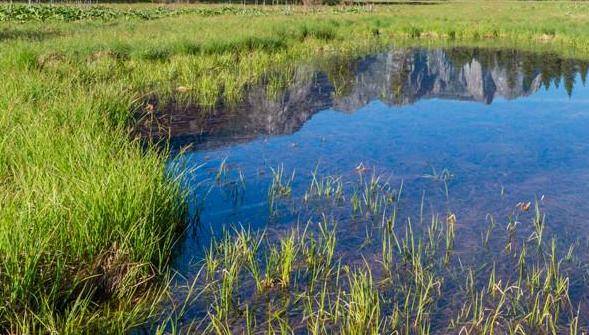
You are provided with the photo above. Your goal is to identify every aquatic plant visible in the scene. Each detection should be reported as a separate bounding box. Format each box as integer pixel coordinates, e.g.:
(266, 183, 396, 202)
(423, 166, 454, 199)
(268, 164, 295, 214)
(339, 265, 381, 335)
(168, 173, 586, 334)
(304, 168, 344, 203)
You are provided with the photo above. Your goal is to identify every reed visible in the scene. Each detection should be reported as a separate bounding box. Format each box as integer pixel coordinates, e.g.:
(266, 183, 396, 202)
(304, 169, 344, 203)
(339, 265, 381, 335)
(268, 164, 295, 214)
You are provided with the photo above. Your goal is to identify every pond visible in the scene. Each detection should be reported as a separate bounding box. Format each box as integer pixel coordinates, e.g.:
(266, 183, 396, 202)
(158, 47, 589, 333)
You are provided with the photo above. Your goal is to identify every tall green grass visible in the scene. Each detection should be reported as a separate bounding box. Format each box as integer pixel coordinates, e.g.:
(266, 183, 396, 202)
(3, 1, 589, 332)
(0, 59, 188, 333)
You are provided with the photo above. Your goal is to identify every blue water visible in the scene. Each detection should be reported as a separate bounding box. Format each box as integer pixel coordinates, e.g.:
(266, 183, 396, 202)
(160, 48, 589, 326)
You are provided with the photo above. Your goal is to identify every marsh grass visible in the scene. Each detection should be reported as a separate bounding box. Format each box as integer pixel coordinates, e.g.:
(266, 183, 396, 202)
(423, 166, 454, 200)
(5, 1, 589, 332)
(268, 164, 295, 214)
(304, 167, 344, 203)
(0, 85, 188, 332)
(163, 168, 588, 334)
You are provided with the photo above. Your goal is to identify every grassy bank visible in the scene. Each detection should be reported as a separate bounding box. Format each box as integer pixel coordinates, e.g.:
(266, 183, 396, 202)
(2, 1, 589, 333)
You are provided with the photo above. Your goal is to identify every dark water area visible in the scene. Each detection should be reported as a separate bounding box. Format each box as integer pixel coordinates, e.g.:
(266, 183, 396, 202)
(161, 47, 589, 331)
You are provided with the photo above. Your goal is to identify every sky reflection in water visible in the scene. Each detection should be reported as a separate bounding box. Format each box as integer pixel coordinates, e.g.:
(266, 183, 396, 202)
(165, 48, 589, 280)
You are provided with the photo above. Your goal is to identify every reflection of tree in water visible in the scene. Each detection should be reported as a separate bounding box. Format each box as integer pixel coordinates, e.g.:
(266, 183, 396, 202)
(563, 60, 577, 97)
(446, 48, 589, 97)
(140, 47, 589, 152)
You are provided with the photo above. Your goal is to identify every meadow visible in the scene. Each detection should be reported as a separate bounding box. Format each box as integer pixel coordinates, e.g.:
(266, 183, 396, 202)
(2, 1, 589, 333)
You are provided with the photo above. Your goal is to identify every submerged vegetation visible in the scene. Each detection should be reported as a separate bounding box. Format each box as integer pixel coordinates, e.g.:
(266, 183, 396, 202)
(161, 168, 588, 333)
(2, 1, 589, 332)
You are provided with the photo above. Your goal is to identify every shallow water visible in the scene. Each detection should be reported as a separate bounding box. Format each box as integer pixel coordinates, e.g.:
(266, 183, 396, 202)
(163, 47, 589, 331)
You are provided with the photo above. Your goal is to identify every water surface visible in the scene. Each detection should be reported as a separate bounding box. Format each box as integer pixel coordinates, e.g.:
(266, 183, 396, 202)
(161, 47, 589, 331)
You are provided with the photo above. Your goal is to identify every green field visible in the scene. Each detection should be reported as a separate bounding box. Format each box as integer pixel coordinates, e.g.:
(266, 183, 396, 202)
(2, 1, 589, 333)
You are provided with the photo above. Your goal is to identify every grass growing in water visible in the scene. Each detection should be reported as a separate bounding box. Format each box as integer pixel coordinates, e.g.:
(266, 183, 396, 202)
(171, 168, 587, 333)
(4, 1, 589, 332)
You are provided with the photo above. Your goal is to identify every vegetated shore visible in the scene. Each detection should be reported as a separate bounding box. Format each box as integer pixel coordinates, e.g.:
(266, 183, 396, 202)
(2, 1, 589, 333)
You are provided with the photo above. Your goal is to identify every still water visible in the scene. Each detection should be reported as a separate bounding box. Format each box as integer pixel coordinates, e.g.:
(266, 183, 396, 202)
(159, 47, 589, 331)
